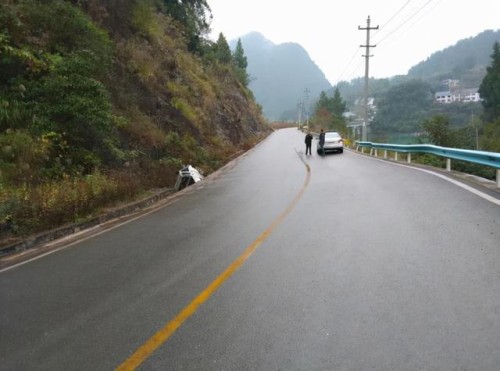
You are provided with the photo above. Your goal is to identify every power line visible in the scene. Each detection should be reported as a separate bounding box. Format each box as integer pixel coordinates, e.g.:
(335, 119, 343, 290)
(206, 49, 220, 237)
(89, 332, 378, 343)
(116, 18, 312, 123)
(334, 47, 362, 83)
(372, 0, 412, 41)
(377, 0, 442, 47)
(374, 0, 435, 45)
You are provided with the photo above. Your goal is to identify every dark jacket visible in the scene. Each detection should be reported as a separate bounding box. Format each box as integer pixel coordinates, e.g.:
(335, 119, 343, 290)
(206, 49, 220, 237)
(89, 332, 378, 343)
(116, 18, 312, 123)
(305, 133, 313, 145)
(319, 132, 325, 146)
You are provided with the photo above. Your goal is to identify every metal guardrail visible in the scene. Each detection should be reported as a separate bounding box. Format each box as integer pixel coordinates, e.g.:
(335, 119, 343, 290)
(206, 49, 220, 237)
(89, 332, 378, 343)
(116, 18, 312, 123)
(355, 141, 500, 187)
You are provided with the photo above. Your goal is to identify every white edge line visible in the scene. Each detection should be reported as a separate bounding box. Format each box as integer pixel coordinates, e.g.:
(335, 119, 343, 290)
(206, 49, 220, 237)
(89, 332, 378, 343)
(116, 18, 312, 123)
(350, 150, 500, 206)
(0, 198, 181, 273)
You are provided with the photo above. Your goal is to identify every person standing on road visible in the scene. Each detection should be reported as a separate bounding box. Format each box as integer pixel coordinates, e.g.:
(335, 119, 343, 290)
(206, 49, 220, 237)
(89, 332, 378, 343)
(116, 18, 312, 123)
(318, 129, 325, 155)
(305, 131, 313, 155)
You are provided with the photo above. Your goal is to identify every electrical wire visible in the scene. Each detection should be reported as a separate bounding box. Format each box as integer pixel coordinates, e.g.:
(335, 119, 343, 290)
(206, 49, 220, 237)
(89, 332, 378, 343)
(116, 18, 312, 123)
(374, 0, 435, 45)
(377, 0, 443, 47)
(333, 0, 439, 85)
(334, 47, 363, 83)
(371, 0, 412, 42)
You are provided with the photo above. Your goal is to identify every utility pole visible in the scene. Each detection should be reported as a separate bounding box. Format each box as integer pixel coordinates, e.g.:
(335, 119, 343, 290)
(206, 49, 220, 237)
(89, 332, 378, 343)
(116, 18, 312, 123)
(358, 16, 378, 141)
(304, 88, 310, 127)
(470, 109, 479, 150)
(297, 100, 303, 128)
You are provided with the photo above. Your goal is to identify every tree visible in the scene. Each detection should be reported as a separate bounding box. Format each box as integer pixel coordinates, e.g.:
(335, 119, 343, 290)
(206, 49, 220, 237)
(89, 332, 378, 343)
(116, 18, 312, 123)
(313, 107, 333, 130)
(312, 89, 347, 133)
(315, 91, 333, 112)
(422, 114, 453, 147)
(478, 41, 500, 122)
(371, 79, 433, 135)
(314, 89, 346, 118)
(233, 39, 250, 87)
(480, 118, 500, 152)
(331, 88, 347, 118)
(162, 0, 212, 54)
(27, 53, 116, 173)
(214, 33, 231, 64)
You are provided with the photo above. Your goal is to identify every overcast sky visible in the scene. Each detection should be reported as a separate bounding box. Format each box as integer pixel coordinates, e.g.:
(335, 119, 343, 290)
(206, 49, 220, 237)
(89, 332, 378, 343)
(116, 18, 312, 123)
(207, 0, 500, 86)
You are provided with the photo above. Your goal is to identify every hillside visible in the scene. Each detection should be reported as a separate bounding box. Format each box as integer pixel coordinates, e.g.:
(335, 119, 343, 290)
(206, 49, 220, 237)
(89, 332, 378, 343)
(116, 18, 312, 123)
(408, 29, 500, 88)
(0, 0, 271, 243)
(336, 30, 500, 108)
(232, 32, 332, 121)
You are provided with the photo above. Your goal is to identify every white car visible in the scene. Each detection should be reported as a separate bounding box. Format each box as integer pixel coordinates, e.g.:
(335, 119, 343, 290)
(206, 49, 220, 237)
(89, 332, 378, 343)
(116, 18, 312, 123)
(317, 131, 344, 154)
(174, 165, 204, 191)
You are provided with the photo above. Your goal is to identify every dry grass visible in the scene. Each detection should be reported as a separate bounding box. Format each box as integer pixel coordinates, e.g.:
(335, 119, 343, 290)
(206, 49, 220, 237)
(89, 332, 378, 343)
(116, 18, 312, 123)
(0, 162, 180, 244)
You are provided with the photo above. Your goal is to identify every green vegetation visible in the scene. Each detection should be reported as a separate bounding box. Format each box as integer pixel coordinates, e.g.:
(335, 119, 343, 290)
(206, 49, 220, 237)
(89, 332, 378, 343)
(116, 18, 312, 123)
(161, 0, 212, 54)
(479, 42, 500, 123)
(0, 0, 268, 245)
(310, 88, 347, 135)
(417, 41, 500, 154)
(414, 41, 500, 179)
(214, 33, 232, 64)
(477, 41, 500, 153)
(371, 79, 434, 135)
(233, 39, 250, 87)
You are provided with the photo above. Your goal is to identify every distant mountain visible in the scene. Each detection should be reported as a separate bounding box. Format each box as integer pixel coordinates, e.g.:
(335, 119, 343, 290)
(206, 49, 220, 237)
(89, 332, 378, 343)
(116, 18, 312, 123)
(407, 29, 500, 88)
(231, 32, 332, 121)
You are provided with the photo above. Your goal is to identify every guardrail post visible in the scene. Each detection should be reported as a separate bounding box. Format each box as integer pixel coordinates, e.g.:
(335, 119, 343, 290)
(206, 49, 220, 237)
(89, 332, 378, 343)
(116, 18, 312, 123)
(354, 141, 500, 186)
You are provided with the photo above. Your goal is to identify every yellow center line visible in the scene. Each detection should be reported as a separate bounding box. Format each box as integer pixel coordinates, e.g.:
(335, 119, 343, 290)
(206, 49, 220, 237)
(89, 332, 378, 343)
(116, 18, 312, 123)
(116, 163, 311, 370)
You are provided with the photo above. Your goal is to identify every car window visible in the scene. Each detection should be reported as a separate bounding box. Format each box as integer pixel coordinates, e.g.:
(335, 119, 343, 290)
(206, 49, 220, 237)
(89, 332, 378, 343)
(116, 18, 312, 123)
(325, 132, 341, 139)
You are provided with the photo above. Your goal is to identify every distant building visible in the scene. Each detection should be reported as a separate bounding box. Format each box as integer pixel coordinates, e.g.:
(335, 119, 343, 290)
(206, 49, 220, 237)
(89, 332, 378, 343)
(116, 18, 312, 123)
(459, 88, 481, 103)
(434, 79, 481, 104)
(434, 88, 480, 104)
(435, 91, 453, 103)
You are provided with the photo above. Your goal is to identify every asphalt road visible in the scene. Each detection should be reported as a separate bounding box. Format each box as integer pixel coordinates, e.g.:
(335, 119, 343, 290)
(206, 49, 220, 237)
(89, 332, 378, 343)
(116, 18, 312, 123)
(1, 128, 499, 370)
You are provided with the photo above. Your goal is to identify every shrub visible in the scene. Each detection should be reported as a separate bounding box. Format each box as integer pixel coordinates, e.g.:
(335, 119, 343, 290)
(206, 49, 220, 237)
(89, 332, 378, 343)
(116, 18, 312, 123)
(0, 130, 49, 185)
(0, 171, 140, 238)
